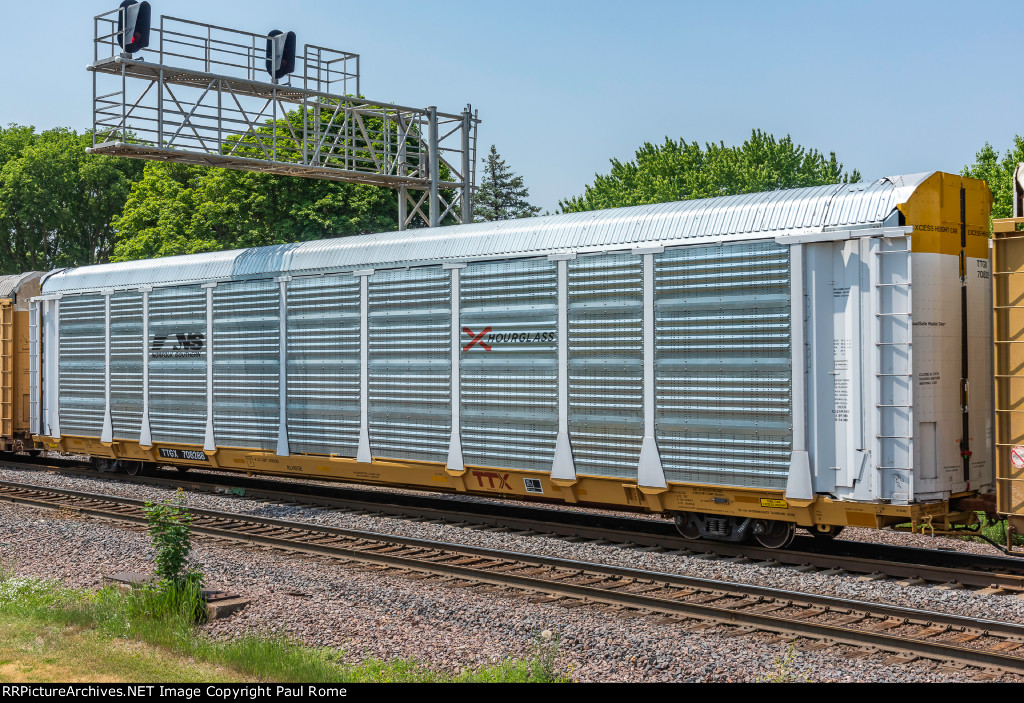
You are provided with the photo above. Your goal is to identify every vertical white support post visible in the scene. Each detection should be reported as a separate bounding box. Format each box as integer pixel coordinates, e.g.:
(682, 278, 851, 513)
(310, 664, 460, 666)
(445, 263, 466, 474)
(549, 254, 577, 482)
(49, 297, 62, 440)
(29, 300, 39, 436)
(100, 290, 114, 444)
(201, 283, 217, 452)
(785, 244, 813, 501)
(139, 287, 153, 448)
(637, 251, 666, 490)
(354, 270, 374, 463)
(276, 276, 291, 457)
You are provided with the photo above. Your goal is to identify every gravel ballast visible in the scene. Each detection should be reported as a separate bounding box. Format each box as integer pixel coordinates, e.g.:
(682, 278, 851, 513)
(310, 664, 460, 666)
(1, 465, 1021, 683)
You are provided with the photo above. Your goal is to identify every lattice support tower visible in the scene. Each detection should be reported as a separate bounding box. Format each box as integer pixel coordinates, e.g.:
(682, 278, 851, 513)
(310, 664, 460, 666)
(88, 9, 479, 229)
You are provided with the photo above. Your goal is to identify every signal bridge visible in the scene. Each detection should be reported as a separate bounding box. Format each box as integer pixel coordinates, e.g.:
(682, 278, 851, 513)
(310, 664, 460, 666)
(88, 5, 479, 229)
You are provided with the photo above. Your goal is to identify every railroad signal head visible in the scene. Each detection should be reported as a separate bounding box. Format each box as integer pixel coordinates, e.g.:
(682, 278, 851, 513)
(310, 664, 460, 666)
(265, 30, 297, 80)
(117, 0, 152, 54)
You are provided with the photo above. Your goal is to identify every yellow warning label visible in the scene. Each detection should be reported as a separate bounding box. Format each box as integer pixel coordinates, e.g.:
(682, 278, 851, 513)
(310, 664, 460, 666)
(760, 499, 789, 509)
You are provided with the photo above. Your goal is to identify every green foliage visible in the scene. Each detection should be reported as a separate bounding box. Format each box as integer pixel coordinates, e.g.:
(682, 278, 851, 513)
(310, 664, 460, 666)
(0, 571, 569, 683)
(111, 101, 454, 261)
(962, 136, 1024, 221)
(0, 125, 142, 272)
(560, 129, 860, 213)
(473, 145, 541, 221)
(142, 489, 203, 594)
(967, 513, 1024, 548)
(758, 645, 809, 683)
(112, 163, 399, 261)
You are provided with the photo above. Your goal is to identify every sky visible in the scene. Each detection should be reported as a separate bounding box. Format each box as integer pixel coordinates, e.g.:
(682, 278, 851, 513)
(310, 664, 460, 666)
(1, 0, 1022, 212)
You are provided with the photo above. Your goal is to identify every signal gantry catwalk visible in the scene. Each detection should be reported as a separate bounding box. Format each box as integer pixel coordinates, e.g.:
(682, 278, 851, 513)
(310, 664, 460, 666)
(88, 2, 480, 230)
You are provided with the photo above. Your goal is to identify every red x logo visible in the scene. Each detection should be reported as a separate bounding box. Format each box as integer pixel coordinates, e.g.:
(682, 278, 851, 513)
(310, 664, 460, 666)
(462, 326, 492, 352)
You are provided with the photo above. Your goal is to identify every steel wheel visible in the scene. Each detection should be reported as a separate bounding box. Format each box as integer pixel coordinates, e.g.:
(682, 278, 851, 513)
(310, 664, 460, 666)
(753, 520, 796, 549)
(121, 461, 144, 476)
(673, 512, 701, 540)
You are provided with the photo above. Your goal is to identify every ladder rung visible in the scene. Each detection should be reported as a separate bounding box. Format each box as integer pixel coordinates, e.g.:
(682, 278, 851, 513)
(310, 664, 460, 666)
(877, 435, 913, 439)
(876, 343, 912, 346)
(994, 305, 1024, 309)
(877, 467, 913, 470)
(876, 312, 911, 317)
(877, 404, 912, 408)
(875, 283, 912, 288)
(876, 373, 911, 377)
(876, 250, 911, 255)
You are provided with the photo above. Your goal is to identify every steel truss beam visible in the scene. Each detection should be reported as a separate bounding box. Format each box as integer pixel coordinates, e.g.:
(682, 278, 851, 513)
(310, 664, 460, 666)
(90, 10, 478, 228)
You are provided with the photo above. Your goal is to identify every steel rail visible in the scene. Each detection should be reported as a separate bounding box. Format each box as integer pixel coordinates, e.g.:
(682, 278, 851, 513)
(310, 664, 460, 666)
(3, 457, 1024, 591)
(2, 479, 1024, 675)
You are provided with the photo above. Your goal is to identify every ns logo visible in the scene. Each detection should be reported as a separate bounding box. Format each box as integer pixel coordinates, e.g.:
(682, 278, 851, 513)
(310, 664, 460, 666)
(150, 333, 205, 354)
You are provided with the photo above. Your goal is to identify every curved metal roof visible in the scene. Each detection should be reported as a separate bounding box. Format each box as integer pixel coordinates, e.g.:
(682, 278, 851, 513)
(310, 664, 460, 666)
(0, 272, 44, 301)
(42, 175, 919, 295)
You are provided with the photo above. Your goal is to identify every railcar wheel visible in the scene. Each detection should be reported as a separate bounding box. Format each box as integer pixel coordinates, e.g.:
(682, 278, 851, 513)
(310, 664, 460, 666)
(120, 461, 145, 476)
(92, 458, 116, 472)
(753, 520, 796, 549)
(673, 512, 701, 540)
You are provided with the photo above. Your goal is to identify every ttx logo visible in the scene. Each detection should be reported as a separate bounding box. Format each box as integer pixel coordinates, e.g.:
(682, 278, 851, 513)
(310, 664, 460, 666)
(471, 470, 511, 490)
(151, 333, 205, 352)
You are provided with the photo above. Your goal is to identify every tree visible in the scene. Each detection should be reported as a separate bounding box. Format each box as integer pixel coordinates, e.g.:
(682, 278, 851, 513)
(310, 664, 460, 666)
(559, 129, 861, 213)
(473, 145, 541, 221)
(0, 126, 143, 273)
(112, 162, 399, 261)
(111, 101, 453, 261)
(962, 136, 1024, 220)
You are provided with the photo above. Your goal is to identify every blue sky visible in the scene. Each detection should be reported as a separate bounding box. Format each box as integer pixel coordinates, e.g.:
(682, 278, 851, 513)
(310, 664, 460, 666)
(1, 0, 1020, 211)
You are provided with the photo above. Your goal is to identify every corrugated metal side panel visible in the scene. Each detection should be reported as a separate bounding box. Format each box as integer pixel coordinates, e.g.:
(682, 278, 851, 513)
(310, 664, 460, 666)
(461, 258, 557, 472)
(568, 253, 643, 479)
(149, 286, 207, 444)
(213, 280, 279, 450)
(58, 294, 105, 437)
(286, 275, 360, 456)
(110, 291, 143, 441)
(655, 242, 792, 489)
(368, 268, 451, 462)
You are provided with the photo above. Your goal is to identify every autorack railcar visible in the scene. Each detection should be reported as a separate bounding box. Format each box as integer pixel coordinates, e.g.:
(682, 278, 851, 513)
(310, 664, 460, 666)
(20, 171, 1006, 548)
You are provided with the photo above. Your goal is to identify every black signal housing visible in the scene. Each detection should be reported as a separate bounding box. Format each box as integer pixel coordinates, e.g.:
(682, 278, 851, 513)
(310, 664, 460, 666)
(117, 0, 151, 54)
(265, 30, 297, 80)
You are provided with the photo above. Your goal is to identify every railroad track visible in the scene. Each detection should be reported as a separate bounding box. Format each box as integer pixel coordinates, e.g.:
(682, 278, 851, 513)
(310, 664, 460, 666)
(4, 455, 1024, 593)
(2, 477, 1024, 677)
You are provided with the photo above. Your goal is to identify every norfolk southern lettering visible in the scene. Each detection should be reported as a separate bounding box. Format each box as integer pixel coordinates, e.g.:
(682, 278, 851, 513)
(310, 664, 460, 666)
(150, 333, 205, 358)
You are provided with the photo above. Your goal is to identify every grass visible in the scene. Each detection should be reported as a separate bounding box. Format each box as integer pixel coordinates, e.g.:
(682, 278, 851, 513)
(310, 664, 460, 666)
(972, 515, 1024, 548)
(0, 569, 569, 683)
(892, 513, 1024, 549)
